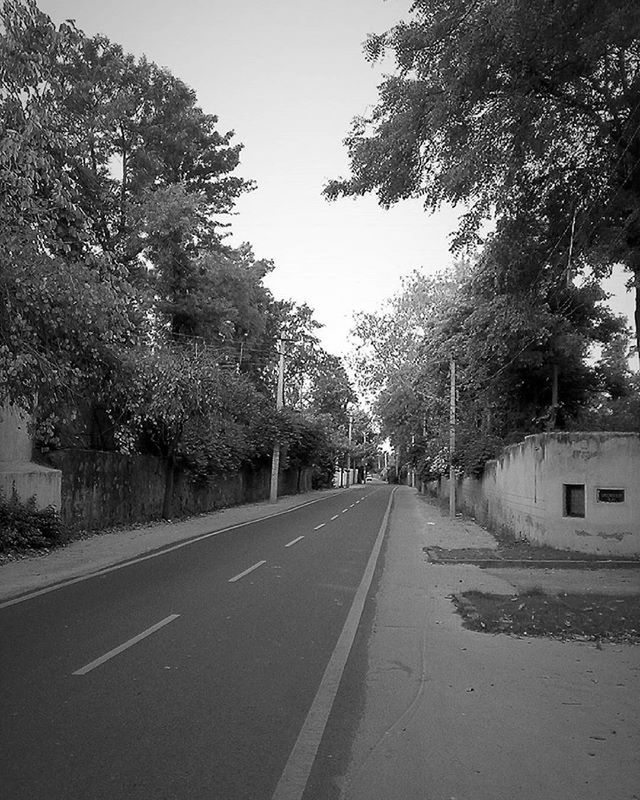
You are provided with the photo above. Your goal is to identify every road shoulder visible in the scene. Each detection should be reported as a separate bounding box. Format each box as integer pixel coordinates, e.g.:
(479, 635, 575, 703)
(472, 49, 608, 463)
(325, 486, 640, 800)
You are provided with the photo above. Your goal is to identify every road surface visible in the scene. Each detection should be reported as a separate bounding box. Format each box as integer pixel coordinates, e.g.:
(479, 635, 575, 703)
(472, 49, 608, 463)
(1, 484, 394, 799)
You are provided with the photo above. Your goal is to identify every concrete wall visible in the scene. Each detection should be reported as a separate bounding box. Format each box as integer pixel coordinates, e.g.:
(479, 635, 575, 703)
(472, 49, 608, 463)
(0, 404, 62, 510)
(46, 449, 313, 531)
(333, 468, 358, 488)
(428, 433, 640, 556)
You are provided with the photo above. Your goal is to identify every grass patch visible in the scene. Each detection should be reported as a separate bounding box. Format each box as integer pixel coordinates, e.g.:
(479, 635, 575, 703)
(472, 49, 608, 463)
(453, 590, 640, 643)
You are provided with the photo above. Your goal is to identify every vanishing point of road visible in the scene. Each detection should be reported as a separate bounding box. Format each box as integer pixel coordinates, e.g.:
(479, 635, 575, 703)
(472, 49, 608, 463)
(1, 484, 395, 799)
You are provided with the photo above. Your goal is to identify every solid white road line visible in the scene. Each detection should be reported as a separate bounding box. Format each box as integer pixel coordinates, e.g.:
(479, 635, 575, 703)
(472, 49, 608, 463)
(271, 487, 397, 800)
(228, 560, 267, 583)
(313, 524, 325, 531)
(72, 614, 180, 676)
(285, 536, 304, 548)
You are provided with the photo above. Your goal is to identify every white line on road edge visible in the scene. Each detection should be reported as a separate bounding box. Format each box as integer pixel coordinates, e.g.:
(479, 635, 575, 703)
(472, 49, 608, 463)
(285, 537, 304, 547)
(0, 493, 342, 610)
(228, 560, 267, 583)
(313, 524, 325, 531)
(271, 487, 397, 800)
(72, 614, 180, 676)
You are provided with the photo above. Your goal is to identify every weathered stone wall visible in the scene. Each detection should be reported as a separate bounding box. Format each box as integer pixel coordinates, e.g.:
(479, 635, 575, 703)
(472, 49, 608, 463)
(46, 449, 313, 531)
(425, 432, 640, 555)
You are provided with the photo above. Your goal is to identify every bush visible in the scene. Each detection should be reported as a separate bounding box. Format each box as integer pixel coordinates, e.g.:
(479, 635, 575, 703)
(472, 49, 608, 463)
(0, 489, 65, 552)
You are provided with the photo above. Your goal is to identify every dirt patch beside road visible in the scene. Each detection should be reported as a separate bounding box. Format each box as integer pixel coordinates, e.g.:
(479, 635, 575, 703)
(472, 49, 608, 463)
(453, 589, 640, 644)
(426, 544, 640, 567)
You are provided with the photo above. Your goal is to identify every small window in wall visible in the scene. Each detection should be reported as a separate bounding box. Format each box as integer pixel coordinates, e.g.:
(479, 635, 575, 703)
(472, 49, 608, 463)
(564, 484, 585, 518)
(597, 488, 625, 504)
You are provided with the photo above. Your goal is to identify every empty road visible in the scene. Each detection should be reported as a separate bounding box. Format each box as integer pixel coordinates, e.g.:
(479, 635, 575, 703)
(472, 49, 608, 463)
(1, 484, 394, 799)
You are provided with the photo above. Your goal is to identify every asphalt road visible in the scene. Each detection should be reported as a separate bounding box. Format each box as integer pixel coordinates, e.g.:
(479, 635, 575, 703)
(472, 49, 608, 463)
(1, 484, 394, 800)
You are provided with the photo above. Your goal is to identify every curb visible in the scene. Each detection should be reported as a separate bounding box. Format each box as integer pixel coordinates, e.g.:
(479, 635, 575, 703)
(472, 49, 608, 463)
(424, 548, 640, 570)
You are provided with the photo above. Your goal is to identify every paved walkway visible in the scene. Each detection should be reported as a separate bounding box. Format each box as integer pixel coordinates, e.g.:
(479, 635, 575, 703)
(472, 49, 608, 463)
(335, 486, 640, 800)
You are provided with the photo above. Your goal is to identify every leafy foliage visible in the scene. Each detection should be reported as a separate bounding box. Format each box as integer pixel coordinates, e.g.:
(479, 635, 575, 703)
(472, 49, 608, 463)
(0, 0, 253, 410)
(0, 489, 64, 552)
(355, 259, 633, 479)
(0, 0, 363, 514)
(326, 0, 640, 352)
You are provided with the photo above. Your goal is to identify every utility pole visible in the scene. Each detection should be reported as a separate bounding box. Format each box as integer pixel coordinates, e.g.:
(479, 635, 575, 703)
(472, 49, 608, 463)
(410, 433, 415, 488)
(449, 357, 456, 519)
(346, 410, 353, 487)
(269, 337, 285, 504)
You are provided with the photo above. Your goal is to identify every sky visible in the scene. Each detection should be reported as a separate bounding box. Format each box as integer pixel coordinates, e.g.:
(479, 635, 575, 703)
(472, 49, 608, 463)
(39, 0, 636, 361)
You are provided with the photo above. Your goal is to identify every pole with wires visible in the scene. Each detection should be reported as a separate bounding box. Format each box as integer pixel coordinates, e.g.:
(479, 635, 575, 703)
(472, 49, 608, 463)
(269, 337, 285, 504)
(449, 357, 456, 519)
(346, 410, 353, 487)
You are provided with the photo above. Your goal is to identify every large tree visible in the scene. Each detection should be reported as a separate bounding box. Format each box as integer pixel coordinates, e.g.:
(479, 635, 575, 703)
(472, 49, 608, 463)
(325, 0, 640, 353)
(356, 256, 631, 478)
(0, 1, 254, 411)
(0, 1, 142, 411)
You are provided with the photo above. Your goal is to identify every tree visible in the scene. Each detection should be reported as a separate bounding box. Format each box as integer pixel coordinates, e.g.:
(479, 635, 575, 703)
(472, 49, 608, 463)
(354, 254, 630, 479)
(349, 265, 464, 401)
(55, 29, 252, 262)
(0, 238, 142, 421)
(325, 0, 640, 354)
(112, 347, 276, 517)
(0, 1, 254, 414)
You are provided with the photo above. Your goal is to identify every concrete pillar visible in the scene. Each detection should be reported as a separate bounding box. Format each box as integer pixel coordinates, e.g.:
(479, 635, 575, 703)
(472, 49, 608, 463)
(0, 404, 62, 510)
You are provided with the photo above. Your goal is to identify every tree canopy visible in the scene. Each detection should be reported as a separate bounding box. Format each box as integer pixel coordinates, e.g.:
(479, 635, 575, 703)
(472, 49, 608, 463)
(325, 0, 640, 354)
(1, 1, 361, 505)
(353, 256, 633, 480)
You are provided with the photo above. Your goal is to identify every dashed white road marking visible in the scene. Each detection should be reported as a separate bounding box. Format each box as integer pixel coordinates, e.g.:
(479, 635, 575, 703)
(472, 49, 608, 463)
(313, 524, 325, 531)
(330, 515, 339, 521)
(72, 614, 180, 676)
(285, 536, 304, 547)
(341, 509, 348, 514)
(0, 492, 341, 610)
(228, 560, 267, 583)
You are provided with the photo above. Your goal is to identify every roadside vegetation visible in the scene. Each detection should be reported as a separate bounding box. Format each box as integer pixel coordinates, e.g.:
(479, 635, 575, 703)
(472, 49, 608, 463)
(0, 1, 382, 516)
(326, 0, 640, 482)
(0, 490, 66, 555)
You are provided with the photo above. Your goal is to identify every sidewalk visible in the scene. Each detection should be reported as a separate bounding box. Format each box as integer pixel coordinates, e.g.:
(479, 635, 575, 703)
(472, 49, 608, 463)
(336, 486, 640, 800)
(0, 487, 349, 604)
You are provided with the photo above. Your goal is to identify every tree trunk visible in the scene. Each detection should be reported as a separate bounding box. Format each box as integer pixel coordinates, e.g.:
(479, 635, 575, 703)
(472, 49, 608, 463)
(162, 455, 175, 520)
(119, 126, 128, 236)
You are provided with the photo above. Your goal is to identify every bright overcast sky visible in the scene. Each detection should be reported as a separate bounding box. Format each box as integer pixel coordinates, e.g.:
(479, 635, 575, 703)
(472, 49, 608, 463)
(39, 0, 635, 358)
